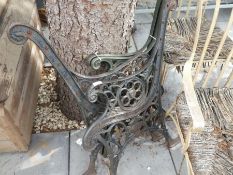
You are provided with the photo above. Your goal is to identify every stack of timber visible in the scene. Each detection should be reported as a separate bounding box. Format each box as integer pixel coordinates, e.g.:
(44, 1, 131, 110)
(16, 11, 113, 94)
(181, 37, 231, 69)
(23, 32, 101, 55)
(0, 0, 44, 152)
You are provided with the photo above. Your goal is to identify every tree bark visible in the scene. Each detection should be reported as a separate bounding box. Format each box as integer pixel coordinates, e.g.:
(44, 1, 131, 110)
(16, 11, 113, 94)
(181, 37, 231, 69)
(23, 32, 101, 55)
(46, 0, 137, 121)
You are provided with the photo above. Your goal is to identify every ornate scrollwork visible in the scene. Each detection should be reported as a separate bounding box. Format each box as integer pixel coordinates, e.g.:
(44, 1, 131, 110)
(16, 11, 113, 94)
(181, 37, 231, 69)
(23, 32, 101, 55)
(87, 75, 148, 111)
(8, 0, 175, 174)
(117, 78, 146, 110)
(8, 23, 28, 45)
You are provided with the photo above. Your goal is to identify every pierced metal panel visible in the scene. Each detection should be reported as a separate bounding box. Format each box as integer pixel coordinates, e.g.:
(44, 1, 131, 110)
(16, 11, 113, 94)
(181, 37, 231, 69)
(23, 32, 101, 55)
(8, 0, 176, 174)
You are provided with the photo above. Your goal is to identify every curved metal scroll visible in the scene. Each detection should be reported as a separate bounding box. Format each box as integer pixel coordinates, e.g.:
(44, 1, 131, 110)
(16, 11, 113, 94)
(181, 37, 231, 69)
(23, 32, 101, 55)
(8, 0, 176, 174)
(8, 24, 103, 122)
(88, 0, 177, 71)
(83, 0, 172, 152)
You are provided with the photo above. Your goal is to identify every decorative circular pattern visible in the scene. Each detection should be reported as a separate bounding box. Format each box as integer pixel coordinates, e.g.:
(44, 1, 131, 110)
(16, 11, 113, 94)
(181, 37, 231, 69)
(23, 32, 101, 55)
(104, 90, 117, 108)
(117, 78, 146, 110)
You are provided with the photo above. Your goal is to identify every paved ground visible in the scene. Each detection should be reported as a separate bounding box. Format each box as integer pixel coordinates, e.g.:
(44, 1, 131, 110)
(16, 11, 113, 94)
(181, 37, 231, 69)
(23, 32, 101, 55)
(0, 130, 186, 175)
(0, 13, 187, 175)
(1, 8, 233, 175)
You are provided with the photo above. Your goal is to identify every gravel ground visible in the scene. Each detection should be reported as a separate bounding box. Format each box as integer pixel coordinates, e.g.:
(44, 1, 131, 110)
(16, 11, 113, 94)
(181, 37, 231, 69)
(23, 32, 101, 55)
(33, 67, 86, 133)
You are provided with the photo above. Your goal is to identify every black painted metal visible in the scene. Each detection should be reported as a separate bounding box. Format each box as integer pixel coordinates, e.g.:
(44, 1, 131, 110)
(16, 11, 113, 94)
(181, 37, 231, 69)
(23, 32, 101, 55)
(8, 0, 176, 174)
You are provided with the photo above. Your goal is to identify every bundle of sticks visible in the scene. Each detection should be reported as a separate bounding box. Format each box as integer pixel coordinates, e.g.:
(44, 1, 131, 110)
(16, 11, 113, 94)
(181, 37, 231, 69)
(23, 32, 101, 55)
(176, 88, 233, 175)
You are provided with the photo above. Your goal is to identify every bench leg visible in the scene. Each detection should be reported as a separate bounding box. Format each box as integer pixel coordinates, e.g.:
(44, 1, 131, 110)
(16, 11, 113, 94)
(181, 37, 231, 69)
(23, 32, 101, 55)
(109, 154, 120, 175)
(83, 144, 102, 175)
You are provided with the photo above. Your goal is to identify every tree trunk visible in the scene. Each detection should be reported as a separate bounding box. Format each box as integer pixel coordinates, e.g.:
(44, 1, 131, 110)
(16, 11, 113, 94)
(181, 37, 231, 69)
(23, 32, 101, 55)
(46, 0, 137, 121)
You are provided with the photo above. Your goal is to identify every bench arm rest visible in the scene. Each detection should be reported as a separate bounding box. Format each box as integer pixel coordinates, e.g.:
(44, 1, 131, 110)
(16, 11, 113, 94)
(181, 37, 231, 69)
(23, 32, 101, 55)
(183, 60, 205, 132)
(182, 0, 205, 132)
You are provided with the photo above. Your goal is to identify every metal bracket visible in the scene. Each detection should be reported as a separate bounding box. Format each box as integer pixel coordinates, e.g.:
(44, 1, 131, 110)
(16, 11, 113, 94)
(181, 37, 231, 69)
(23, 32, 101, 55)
(8, 0, 176, 174)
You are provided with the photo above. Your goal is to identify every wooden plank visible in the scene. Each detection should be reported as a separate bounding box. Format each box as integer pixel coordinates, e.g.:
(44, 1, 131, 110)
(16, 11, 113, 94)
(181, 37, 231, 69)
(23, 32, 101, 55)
(177, 0, 184, 18)
(0, 0, 37, 102)
(0, 0, 11, 102)
(186, 0, 193, 17)
(183, 0, 205, 131)
(226, 70, 233, 87)
(0, 128, 8, 141)
(0, 64, 11, 102)
(0, 140, 17, 152)
(18, 44, 43, 144)
(22, 10, 44, 140)
(0, 0, 8, 16)
(0, 0, 44, 152)
(6, 43, 32, 122)
(193, 0, 221, 82)
(0, 104, 28, 152)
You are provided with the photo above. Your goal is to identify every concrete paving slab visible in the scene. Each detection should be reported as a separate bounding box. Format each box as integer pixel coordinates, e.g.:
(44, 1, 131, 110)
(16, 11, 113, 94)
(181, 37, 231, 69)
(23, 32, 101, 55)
(70, 130, 110, 175)
(216, 22, 233, 40)
(170, 145, 188, 175)
(70, 130, 178, 175)
(166, 120, 180, 140)
(133, 23, 151, 50)
(162, 66, 183, 111)
(0, 132, 69, 175)
(128, 36, 137, 53)
(204, 9, 233, 40)
(41, 26, 50, 42)
(205, 9, 232, 22)
(136, 2, 149, 9)
(69, 130, 91, 175)
(135, 13, 153, 24)
(118, 139, 177, 175)
(229, 31, 233, 40)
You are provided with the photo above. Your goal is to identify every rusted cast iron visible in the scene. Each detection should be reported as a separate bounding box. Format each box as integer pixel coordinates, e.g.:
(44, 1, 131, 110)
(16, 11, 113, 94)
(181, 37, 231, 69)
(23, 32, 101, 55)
(8, 0, 176, 174)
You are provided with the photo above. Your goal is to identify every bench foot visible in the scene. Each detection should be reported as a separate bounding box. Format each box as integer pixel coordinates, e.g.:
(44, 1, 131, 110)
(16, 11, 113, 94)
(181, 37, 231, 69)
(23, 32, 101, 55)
(83, 144, 102, 175)
(109, 155, 120, 175)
